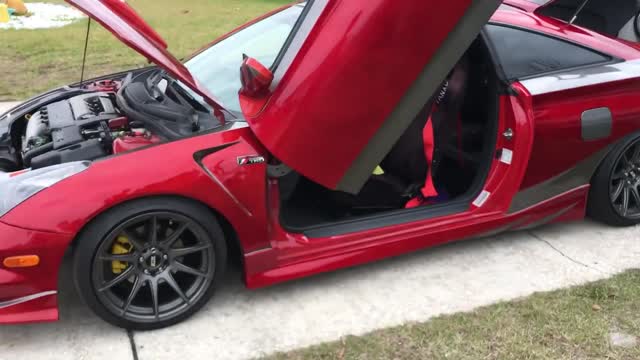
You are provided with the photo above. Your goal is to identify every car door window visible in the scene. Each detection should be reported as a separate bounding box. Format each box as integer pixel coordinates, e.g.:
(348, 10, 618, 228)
(486, 24, 611, 80)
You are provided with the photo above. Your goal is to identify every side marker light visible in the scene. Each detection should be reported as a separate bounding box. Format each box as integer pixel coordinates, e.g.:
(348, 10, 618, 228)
(3, 255, 40, 268)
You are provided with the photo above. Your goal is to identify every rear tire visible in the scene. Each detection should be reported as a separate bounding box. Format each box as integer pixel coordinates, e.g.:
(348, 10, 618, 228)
(588, 134, 640, 227)
(73, 197, 227, 330)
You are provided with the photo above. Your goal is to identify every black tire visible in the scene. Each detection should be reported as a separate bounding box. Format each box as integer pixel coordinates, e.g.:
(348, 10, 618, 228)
(73, 197, 227, 330)
(588, 134, 640, 227)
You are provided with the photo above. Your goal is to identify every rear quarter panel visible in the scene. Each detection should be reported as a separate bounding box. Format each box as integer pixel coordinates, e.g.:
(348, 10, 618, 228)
(520, 75, 640, 189)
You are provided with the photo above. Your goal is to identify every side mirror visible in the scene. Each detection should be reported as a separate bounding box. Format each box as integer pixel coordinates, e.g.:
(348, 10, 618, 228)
(239, 54, 274, 98)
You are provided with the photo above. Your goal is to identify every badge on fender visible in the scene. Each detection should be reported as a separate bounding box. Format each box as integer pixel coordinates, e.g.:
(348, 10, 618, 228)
(237, 155, 266, 166)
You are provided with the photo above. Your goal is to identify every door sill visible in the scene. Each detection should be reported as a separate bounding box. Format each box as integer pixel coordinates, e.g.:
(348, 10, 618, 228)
(286, 199, 472, 238)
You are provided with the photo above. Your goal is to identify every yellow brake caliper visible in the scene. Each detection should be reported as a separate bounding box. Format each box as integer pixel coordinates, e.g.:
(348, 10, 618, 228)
(111, 235, 133, 274)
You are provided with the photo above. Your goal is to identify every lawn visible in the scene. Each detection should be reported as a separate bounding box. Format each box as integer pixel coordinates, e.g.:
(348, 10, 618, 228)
(0, 0, 290, 100)
(266, 270, 640, 360)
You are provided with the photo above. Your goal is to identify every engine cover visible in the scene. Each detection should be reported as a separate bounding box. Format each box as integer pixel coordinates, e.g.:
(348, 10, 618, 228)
(48, 92, 118, 130)
(22, 92, 121, 168)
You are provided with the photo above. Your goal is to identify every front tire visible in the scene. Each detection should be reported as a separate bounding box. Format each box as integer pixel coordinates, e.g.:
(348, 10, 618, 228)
(73, 198, 227, 330)
(588, 134, 640, 227)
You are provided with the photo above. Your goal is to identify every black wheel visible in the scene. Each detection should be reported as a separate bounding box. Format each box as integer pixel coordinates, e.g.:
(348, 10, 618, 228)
(73, 198, 227, 330)
(588, 134, 640, 226)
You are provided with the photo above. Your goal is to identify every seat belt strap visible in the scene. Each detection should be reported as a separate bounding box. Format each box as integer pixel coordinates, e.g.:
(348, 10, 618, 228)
(421, 109, 438, 199)
(406, 106, 439, 208)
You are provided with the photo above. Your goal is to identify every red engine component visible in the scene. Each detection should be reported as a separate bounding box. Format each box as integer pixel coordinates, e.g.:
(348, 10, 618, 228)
(108, 117, 128, 130)
(84, 79, 121, 92)
(112, 132, 161, 154)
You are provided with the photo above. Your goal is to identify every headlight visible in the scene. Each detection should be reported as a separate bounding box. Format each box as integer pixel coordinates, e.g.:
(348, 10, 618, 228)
(0, 161, 90, 217)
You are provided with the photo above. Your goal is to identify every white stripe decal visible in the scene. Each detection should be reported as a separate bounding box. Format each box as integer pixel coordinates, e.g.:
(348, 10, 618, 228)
(500, 148, 513, 165)
(473, 190, 491, 207)
(0, 290, 57, 310)
(520, 59, 640, 96)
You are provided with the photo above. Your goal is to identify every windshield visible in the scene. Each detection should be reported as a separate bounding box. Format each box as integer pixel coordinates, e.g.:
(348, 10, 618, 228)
(185, 4, 304, 115)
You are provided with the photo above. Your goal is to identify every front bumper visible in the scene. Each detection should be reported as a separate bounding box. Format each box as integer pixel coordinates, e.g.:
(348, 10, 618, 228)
(0, 220, 72, 324)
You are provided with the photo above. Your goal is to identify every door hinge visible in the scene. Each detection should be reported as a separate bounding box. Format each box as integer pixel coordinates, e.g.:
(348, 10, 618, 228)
(267, 162, 293, 178)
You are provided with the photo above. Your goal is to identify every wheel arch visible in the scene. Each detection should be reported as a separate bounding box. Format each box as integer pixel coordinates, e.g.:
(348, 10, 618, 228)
(67, 194, 245, 277)
(586, 131, 640, 225)
(588, 131, 640, 185)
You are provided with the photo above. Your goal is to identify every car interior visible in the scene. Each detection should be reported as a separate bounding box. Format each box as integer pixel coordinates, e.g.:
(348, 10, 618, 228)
(278, 36, 501, 231)
(537, 0, 640, 42)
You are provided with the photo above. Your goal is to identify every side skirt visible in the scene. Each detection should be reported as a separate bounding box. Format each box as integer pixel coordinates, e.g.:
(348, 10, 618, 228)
(0, 291, 58, 324)
(244, 186, 588, 289)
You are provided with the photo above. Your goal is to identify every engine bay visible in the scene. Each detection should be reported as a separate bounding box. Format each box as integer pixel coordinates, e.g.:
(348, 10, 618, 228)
(20, 87, 155, 168)
(1, 68, 227, 171)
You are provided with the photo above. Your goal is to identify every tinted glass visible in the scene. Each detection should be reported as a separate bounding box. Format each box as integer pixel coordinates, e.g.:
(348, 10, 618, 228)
(486, 25, 610, 79)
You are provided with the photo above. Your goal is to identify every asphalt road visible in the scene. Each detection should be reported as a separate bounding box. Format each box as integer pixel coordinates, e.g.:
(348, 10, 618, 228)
(1, 101, 639, 360)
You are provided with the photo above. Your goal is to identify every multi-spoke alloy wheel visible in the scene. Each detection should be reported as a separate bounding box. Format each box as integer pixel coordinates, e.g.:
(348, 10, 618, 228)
(74, 199, 227, 330)
(93, 212, 214, 322)
(610, 142, 640, 219)
(589, 134, 640, 227)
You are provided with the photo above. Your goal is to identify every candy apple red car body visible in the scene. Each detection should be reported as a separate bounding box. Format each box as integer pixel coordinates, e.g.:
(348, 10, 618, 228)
(3, 0, 640, 326)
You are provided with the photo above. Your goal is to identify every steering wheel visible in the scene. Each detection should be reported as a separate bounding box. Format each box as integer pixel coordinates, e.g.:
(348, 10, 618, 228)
(146, 69, 200, 129)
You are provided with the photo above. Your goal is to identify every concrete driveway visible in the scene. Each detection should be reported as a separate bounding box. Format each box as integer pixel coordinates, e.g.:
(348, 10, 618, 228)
(1, 221, 639, 360)
(1, 100, 639, 359)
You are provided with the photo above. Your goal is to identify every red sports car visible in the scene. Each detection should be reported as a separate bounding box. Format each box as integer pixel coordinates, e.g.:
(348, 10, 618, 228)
(1, 0, 640, 329)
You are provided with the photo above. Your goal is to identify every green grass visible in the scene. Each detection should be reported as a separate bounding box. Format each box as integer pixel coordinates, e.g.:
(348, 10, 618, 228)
(265, 270, 640, 360)
(0, 0, 290, 100)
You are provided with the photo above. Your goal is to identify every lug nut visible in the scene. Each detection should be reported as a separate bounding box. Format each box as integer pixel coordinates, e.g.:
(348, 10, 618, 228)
(139, 257, 144, 263)
(163, 254, 168, 260)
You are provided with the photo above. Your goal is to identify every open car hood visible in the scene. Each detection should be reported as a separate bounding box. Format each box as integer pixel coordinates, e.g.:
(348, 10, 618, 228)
(245, 0, 502, 194)
(65, 0, 226, 120)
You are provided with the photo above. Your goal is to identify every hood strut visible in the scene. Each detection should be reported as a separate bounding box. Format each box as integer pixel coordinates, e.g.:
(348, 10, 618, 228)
(79, 18, 91, 85)
(65, 0, 226, 125)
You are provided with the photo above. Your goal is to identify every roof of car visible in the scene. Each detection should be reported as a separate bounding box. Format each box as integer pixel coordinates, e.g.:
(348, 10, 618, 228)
(497, 3, 525, 12)
(490, 3, 640, 60)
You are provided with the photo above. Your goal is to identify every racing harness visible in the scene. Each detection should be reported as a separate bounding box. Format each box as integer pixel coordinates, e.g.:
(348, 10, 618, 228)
(405, 80, 450, 208)
(405, 57, 469, 207)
